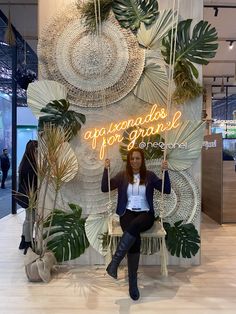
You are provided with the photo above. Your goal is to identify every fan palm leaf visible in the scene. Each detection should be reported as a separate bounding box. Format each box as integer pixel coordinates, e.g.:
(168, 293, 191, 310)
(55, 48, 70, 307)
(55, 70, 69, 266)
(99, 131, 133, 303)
(133, 50, 168, 105)
(85, 212, 109, 256)
(27, 80, 67, 118)
(112, 0, 159, 31)
(137, 9, 177, 49)
(50, 142, 79, 184)
(165, 121, 205, 171)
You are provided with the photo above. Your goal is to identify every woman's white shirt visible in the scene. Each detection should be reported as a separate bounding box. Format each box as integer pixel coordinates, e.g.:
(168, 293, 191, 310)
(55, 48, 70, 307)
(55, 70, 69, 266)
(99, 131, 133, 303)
(126, 173, 150, 212)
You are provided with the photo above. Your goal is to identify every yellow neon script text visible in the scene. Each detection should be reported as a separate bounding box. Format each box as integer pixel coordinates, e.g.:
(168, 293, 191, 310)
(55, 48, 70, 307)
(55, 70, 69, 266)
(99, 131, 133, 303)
(84, 105, 182, 159)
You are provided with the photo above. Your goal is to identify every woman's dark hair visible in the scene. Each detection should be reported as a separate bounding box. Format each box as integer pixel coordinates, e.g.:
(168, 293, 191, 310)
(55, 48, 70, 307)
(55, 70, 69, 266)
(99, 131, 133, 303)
(126, 148, 146, 184)
(18, 140, 38, 174)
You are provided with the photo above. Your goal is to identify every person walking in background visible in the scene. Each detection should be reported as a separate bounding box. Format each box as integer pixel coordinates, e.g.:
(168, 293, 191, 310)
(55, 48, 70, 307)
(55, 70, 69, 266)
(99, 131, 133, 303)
(101, 148, 171, 300)
(17, 140, 38, 255)
(0, 148, 10, 189)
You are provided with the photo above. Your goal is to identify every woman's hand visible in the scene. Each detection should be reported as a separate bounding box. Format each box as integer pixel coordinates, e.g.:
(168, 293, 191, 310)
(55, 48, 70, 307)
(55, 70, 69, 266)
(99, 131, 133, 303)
(104, 158, 110, 169)
(161, 160, 168, 171)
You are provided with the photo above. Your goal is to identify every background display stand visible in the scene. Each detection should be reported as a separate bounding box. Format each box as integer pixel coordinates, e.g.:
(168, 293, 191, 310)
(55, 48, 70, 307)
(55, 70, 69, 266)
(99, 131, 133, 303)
(202, 133, 236, 223)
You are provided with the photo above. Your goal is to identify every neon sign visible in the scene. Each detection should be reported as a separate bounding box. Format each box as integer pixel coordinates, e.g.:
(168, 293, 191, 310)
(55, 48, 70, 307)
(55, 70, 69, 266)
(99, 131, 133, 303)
(84, 104, 182, 159)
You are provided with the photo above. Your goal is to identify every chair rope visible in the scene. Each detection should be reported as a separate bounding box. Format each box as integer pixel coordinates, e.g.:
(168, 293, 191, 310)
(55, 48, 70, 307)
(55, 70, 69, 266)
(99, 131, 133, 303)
(94, 0, 112, 211)
(159, 0, 180, 276)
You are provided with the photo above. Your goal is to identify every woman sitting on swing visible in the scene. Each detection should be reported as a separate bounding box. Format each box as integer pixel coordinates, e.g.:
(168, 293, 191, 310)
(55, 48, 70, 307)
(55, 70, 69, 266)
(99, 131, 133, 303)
(101, 147, 171, 300)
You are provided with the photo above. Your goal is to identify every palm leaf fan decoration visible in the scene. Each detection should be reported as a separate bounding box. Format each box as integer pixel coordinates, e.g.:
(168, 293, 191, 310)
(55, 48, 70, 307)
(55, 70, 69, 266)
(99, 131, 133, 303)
(49, 142, 79, 184)
(161, 19, 218, 104)
(27, 80, 68, 118)
(85, 212, 109, 256)
(133, 50, 168, 106)
(112, 0, 159, 31)
(137, 9, 177, 49)
(164, 121, 205, 171)
(38, 99, 86, 141)
(119, 126, 164, 161)
(44, 203, 89, 263)
(79, 0, 113, 32)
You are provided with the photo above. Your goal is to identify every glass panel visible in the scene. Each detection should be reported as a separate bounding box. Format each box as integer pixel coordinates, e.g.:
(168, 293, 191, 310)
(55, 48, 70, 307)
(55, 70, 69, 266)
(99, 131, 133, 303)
(212, 86, 236, 139)
(0, 92, 12, 218)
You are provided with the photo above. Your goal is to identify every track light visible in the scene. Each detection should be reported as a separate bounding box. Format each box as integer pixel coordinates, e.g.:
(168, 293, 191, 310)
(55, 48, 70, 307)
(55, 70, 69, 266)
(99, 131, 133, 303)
(213, 77, 216, 82)
(227, 77, 229, 82)
(214, 6, 219, 16)
(229, 40, 234, 49)
(220, 77, 224, 93)
(234, 63, 236, 84)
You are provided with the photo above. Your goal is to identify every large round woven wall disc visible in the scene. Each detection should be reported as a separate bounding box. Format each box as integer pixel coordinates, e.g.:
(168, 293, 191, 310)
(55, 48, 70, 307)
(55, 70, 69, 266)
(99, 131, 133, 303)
(146, 160, 200, 224)
(38, 4, 145, 108)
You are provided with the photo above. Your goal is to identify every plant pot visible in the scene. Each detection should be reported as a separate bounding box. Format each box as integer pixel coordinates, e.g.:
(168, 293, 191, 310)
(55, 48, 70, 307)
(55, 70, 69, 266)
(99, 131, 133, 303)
(24, 248, 57, 283)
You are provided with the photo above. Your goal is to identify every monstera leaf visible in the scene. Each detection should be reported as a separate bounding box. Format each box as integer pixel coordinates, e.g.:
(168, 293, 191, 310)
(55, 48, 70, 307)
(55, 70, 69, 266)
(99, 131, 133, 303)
(119, 126, 164, 161)
(164, 220, 200, 258)
(44, 203, 89, 262)
(38, 99, 86, 140)
(162, 19, 218, 67)
(112, 0, 159, 31)
(161, 19, 218, 103)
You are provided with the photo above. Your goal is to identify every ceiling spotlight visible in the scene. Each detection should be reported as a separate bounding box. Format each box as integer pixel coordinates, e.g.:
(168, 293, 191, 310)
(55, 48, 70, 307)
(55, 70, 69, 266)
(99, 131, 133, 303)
(229, 40, 234, 49)
(213, 7, 219, 17)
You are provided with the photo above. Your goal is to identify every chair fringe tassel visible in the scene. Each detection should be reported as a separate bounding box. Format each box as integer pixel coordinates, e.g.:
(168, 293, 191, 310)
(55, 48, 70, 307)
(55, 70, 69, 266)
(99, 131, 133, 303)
(159, 231, 168, 277)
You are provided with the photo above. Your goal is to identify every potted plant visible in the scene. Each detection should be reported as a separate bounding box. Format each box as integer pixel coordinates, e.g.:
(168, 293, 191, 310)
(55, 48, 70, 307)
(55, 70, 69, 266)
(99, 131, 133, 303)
(23, 124, 89, 282)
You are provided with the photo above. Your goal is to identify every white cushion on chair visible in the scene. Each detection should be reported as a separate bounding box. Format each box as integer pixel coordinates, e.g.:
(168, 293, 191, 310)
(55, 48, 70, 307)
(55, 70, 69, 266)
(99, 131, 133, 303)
(108, 215, 166, 238)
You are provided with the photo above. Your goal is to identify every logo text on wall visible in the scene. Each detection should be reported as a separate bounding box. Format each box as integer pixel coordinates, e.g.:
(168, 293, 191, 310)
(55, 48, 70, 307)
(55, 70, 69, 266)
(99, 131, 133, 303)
(84, 104, 182, 159)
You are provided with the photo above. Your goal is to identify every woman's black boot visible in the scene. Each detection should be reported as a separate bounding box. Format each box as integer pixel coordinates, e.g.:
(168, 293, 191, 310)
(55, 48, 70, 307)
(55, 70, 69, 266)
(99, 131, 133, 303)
(106, 231, 136, 279)
(23, 242, 32, 255)
(19, 235, 26, 250)
(127, 252, 140, 300)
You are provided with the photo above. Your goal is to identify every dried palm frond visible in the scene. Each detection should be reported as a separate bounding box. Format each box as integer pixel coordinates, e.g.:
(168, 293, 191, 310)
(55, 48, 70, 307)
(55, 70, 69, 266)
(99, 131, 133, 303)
(172, 61, 203, 105)
(40, 124, 71, 164)
(4, 7, 16, 46)
(79, 0, 113, 32)
(50, 142, 79, 188)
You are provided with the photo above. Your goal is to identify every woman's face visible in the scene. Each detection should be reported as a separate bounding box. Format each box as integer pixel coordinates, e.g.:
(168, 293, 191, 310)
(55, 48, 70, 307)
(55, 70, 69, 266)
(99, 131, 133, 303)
(130, 151, 142, 173)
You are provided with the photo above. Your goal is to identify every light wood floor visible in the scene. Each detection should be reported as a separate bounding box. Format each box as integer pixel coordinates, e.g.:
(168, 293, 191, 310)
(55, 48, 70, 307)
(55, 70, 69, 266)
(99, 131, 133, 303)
(0, 210, 236, 314)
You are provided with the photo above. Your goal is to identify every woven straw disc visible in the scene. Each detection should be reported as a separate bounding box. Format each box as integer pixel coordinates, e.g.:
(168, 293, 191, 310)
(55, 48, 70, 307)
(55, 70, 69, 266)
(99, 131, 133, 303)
(38, 4, 145, 108)
(146, 160, 200, 224)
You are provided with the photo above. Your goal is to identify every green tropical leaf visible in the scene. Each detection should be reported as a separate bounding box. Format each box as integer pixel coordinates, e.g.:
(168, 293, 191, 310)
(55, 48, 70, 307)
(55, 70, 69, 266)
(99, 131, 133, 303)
(161, 19, 218, 103)
(112, 0, 159, 31)
(163, 221, 200, 258)
(119, 126, 164, 161)
(38, 99, 86, 140)
(43, 204, 89, 262)
(79, 0, 113, 32)
(162, 19, 218, 66)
